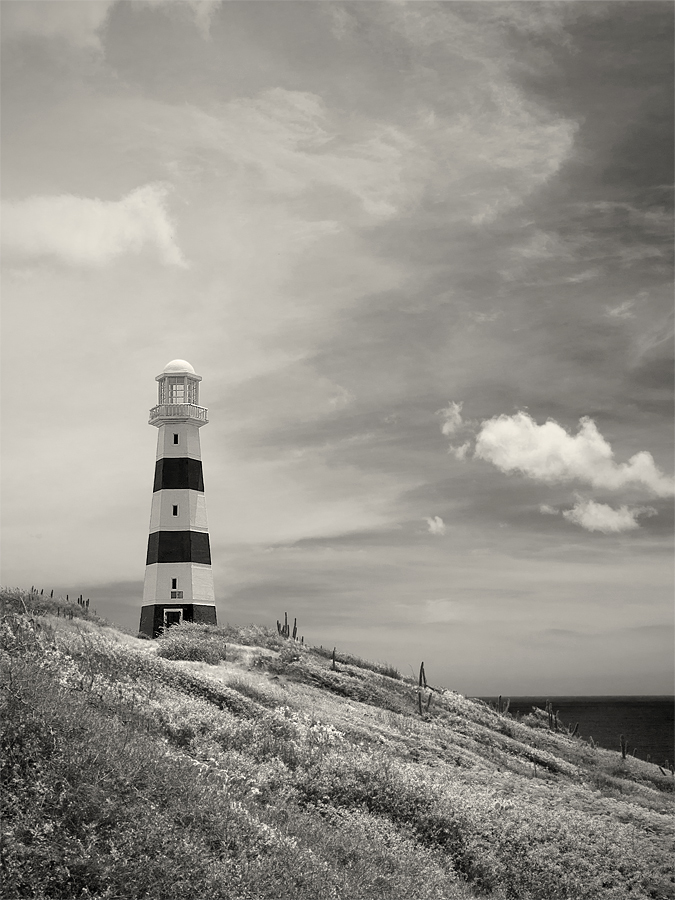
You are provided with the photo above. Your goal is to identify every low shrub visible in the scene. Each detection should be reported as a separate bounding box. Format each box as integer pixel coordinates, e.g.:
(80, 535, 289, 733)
(0, 587, 108, 627)
(156, 622, 227, 663)
(217, 623, 286, 652)
(311, 645, 402, 679)
(227, 675, 280, 708)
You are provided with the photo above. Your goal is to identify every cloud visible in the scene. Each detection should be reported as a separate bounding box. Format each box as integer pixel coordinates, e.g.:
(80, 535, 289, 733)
(438, 401, 464, 436)
(562, 499, 657, 534)
(1, 184, 186, 267)
(450, 442, 471, 461)
(425, 516, 446, 536)
(0, 0, 114, 49)
(539, 504, 559, 516)
(438, 402, 473, 460)
(139, 0, 222, 40)
(142, 88, 416, 220)
(565, 268, 602, 284)
(328, 386, 355, 410)
(440, 83, 577, 225)
(184, 0, 221, 40)
(511, 229, 569, 261)
(471, 310, 502, 324)
(474, 412, 674, 497)
(1, 1, 221, 49)
(605, 300, 636, 319)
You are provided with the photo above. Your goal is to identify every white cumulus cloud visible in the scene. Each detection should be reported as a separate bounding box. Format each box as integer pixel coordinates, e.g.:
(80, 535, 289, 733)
(438, 401, 464, 436)
(474, 412, 674, 498)
(450, 441, 471, 461)
(562, 499, 657, 534)
(1, 184, 186, 267)
(539, 504, 559, 515)
(425, 516, 446, 535)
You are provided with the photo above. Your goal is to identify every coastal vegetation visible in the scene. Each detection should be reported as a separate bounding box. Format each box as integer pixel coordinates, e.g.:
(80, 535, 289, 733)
(2, 588, 673, 900)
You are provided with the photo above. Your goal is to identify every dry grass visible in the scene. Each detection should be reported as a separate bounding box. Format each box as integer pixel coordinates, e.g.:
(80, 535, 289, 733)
(2, 589, 673, 900)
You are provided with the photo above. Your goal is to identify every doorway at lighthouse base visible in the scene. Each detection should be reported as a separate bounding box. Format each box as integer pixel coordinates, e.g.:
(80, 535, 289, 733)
(139, 603, 217, 639)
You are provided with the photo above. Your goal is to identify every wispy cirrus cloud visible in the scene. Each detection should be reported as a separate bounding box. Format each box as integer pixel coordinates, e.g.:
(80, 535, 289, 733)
(605, 300, 636, 319)
(0, 0, 115, 49)
(1, 184, 186, 267)
(562, 499, 657, 534)
(116, 88, 417, 221)
(0, 0, 220, 49)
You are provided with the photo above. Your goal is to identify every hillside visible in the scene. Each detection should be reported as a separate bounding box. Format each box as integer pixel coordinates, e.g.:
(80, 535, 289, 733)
(2, 588, 673, 900)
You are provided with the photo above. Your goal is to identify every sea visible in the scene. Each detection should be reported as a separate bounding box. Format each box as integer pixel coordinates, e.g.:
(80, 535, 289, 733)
(477, 696, 674, 767)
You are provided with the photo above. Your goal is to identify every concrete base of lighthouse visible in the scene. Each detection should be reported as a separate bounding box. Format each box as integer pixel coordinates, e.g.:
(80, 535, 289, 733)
(139, 602, 217, 639)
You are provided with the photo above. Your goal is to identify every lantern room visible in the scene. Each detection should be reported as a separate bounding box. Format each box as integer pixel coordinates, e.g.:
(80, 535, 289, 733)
(149, 359, 208, 427)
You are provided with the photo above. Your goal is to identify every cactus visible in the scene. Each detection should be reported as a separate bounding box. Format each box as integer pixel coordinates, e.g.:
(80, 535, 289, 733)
(496, 696, 510, 715)
(331, 647, 337, 671)
(620, 734, 627, 759)
(418, 662, 431, 717)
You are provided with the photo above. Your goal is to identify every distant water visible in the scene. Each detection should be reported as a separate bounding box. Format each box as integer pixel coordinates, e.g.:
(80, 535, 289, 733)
(477, 696, 674, 766)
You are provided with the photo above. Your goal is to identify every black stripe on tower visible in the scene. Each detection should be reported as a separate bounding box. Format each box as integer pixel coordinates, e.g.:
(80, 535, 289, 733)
(146, 531, 211, 565)
(153, 458, 204, 492)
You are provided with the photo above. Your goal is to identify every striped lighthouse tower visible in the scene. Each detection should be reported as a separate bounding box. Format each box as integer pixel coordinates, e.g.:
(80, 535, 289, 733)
(139, 359, 217, 638)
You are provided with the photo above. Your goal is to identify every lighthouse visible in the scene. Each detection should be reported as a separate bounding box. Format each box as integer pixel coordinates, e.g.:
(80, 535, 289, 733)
(139, 359, 217, 638)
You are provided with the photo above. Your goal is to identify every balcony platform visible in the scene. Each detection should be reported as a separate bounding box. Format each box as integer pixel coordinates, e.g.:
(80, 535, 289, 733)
(149, 404, 209, 426)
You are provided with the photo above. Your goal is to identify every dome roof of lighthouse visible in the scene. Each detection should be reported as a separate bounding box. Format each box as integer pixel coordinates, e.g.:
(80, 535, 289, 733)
(163, 359, 195, 374)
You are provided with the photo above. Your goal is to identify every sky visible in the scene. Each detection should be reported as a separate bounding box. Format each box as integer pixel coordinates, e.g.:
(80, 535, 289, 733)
(1, 0, 673, 696)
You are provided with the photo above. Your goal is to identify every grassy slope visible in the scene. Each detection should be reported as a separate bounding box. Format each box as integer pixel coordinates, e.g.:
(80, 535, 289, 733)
(1, 589, 673, 900)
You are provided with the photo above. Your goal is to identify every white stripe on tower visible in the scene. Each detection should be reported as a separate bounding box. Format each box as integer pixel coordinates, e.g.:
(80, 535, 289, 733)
(139, 359, 217, 638)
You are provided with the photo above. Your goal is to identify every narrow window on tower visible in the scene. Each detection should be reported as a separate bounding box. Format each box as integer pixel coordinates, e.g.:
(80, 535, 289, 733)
(172, 505, 179, 517)
(173, 433, 179, 444)
(171, 578, 177, 589)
